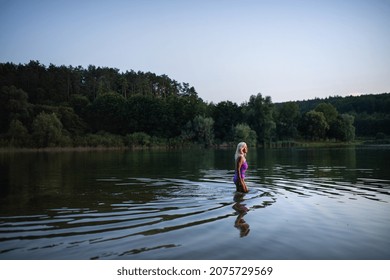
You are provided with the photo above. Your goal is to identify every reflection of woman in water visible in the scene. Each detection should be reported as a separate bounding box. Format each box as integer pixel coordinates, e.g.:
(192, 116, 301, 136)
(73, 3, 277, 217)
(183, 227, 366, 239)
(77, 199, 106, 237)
(233, 142, 249, 193)
(233, 192, 250, 237)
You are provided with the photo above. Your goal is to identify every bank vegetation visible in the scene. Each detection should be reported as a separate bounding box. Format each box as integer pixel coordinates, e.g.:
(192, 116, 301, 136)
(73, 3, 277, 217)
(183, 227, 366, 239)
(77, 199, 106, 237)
(1, 61, 389, 149)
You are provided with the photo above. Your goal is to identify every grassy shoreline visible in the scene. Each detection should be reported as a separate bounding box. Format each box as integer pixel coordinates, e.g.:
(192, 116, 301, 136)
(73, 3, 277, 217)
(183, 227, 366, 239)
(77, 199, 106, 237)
(1, 140, 384, 153)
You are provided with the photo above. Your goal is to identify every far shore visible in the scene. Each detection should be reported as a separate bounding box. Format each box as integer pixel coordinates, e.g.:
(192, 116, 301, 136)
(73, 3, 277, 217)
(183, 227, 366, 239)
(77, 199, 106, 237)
(1, 140, 384, 153)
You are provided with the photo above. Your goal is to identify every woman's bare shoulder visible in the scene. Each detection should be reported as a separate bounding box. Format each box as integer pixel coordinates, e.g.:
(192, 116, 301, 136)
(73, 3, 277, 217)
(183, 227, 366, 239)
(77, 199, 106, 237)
(236, 155, 245, 163)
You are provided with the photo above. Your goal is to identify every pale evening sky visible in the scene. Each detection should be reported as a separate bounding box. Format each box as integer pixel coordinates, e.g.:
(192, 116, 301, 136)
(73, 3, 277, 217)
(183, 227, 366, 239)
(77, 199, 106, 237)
(1, 0, 389, 104)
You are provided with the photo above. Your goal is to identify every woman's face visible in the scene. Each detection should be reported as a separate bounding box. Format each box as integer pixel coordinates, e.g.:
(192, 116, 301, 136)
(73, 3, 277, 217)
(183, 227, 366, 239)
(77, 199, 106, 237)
(242, 144, 248, 154)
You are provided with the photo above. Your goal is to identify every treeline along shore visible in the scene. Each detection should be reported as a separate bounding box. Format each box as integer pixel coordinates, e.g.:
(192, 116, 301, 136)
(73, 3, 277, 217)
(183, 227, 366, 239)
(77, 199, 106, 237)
(1, 61, 389, 149)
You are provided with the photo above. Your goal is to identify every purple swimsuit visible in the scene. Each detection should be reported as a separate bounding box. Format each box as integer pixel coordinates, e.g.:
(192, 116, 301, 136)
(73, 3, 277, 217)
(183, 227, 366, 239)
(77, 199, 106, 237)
(233, 160, 248, 184)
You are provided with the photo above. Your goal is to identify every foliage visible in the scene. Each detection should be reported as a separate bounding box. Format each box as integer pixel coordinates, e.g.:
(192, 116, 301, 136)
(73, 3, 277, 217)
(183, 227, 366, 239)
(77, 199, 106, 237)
(0, 61, 388, 148)
(292, 93, 390, 136)
(183, 115, 215, 147)
(330, 114, 355, 142)
(0, 86, 30, 133)
(124, 132, 152, 147)
(211, 101, 243, 143)
(243, 93, 275, 142)
(32, 112, 63, 147)
(299, 110, 329, 140)
(275, 102, 300, 140)
(88, 92, 127, 134)
(83, 132, 124, 148)
(315, 103, 338, 124)
(7, 119, 29, 147)
(233, 124, 257, 146)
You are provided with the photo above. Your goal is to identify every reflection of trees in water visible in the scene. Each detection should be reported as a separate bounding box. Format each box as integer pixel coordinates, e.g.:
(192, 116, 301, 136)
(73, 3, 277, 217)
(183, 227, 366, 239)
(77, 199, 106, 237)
(252, 147, 358, 182)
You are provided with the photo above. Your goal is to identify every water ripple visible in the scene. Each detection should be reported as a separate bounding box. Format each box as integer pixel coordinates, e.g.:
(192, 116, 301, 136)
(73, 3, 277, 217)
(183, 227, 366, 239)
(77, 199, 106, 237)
(1, 164, 389, 259)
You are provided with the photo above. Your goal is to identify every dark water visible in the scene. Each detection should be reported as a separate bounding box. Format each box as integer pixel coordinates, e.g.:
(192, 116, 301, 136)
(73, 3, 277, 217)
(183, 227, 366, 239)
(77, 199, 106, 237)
(0, 146, 389, 260)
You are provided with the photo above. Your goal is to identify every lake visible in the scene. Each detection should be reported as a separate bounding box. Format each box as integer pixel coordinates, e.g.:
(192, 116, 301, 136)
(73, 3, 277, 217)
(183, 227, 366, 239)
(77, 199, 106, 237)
(0, 146, 389, 260)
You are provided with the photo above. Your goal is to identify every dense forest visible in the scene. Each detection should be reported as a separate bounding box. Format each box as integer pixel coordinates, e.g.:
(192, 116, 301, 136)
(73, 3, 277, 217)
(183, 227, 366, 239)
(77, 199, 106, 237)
(1, 61, 389, 148)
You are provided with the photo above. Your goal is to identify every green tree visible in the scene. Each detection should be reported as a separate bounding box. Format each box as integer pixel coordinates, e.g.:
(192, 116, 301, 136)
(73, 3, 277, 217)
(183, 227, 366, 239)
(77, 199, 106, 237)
(126, 94, 168, 137)
(57, 106, 87, 135)
(7, 119, 29, 147)
(276, 102, 300, 140)
(18, 60, 46, 104)
(87, 92, 126, 134)
(32, 112, 63, 147)
(183, 115, 215, 147)
(0, 86, 30, 133)
(193, 115, 215, 147)
(340, 113, 355, 142)
(69, 94, 90, 117)
(233, 123, 257, 146)
(299, 110, 329, 140)
(315, 103, 338, 124)
(329, 114, 355, 142)
(212, 101, 242, 143)
(243, 93, 275, 142)
(165, 96, 189, 138)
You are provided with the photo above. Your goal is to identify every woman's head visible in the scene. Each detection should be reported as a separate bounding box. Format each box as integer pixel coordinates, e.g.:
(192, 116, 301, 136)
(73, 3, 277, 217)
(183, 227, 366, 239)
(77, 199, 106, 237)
(235, 142, 247, 161)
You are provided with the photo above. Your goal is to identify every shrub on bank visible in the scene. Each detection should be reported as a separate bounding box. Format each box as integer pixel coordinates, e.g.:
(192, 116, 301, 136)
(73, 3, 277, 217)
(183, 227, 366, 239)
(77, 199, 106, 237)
(123, 132, 169, 148)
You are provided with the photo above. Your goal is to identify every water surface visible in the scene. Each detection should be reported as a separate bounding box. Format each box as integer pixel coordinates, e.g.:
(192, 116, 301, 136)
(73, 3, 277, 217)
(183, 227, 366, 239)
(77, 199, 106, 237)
(0, 147, 389, 259)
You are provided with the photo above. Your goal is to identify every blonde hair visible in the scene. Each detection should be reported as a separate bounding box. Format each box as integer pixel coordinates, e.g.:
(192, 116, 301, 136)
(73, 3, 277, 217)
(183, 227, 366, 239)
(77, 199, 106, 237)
(234, 142, 247, 161)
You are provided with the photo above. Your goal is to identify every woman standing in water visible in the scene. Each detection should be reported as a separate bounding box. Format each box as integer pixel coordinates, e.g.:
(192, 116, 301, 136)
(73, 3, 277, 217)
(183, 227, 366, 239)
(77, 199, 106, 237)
(233, 142, 249, 193)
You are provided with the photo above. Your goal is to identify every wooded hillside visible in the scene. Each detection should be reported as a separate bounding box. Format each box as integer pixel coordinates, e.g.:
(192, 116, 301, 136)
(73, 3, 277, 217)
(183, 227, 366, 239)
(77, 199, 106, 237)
(1, 61, 389, 148)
